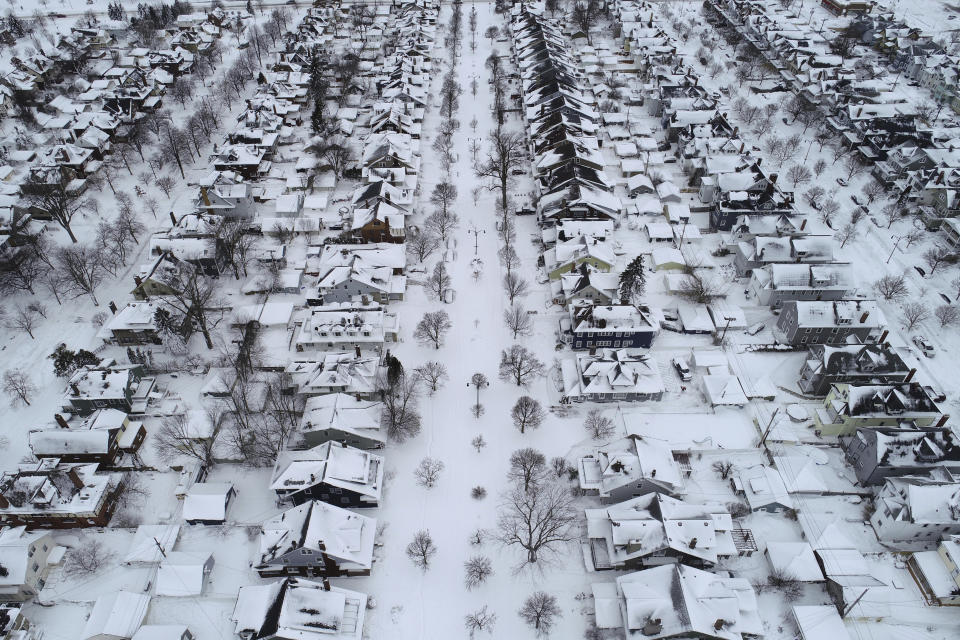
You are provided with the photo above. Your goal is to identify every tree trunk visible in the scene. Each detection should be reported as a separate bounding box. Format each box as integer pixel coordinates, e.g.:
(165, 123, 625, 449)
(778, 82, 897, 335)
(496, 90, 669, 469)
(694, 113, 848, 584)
(64, 223, 78, 243)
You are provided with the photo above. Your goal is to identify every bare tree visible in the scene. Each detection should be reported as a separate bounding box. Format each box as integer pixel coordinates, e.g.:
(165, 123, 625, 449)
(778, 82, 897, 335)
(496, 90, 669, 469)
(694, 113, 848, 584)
(155, 175, 175, 198)
(414, 361, 449, 394)
(712, 460, 735, 480)
(843, 154, 866, 181)
(503, 305, 533, 338)
(475, 130, 525, 214)
(425, 209, 460, 245)
(414, 457, 445, 488)
(786, 164, 812, 189)
(464, 606, 497, 637)
(406, 530, 437, 571)
(213, 218, 259, 280)
(56, 244, 105, 306)
(464, 555, 493, 590)
(3, 369, 36, 407)
(836, 223, 858, 248)
(570, 0, 601, 43)
(677, 271, 723, 303)
(819, 199, 841, 226)
(584, 408, 615, 440)
(499, 345, 546, 386)
(812, 159, 828, 177)
(508, 447, 547, 493)
(427, 261, 452, 300)
(154, 410, 220, 466)
(518, 592, 561, 636)
(0, 248, 47, 295)
(935, 305, 960, 328)
(379, 369, 422, 442)
(502, 273, 529, 304)
(497, 479, 578, 566)
(511, 396, 545, 434)
(901, 301, 930, 330)
(407, 231, 441, 263)
(64, 538, 111, 575)
(804, 186, 826, 209)
(430, 182, 458, 217)
(923, 244, 953, 275)
(162, 268, 221, 349)
(862, 180, 885, 205)
(875, 275, 909, 301)
(7, 307, 40, 339)
(414, 310, 453, 349)
(24, 178, 93, 243)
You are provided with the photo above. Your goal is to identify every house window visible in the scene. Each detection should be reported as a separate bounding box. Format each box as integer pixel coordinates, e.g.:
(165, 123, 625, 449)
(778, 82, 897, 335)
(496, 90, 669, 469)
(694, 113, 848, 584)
(330, 487, 342, 494)
(302, 549, 313, 555)
(32, 563, 39, 572)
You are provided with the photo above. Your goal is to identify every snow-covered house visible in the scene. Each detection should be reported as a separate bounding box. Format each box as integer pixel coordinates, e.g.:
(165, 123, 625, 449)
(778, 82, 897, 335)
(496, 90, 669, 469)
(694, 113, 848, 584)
(0, 527, 57, 602)
(270, 442, 383, 508)
(285, 353, 381, 399)
(870, 468, 960, 541)
(315, 265, 406, 305)
(567, 303, 660, 350)
(65, 364, 151, 416)
(578, 435, 685, 502)
(764, 542, 825, 583)
(233, 578, 367, 640)
(585, 493, 740, 571)
(256, 501, 375, 578)
(774, 300, 886, 346)
(542, 235, 615, 280)
(97, 302, 163, 346)
(798, 343, 912, 396)
(28, 409, 146, 464)
(749, 263, 854, 308)
(841, 427, 960, 485)
(81, 591, 150, 640)
(294, 303, 399, 353)
(592, 564, 762, 640)
(814, 382, 946, 436)
(182, 482, 236, 525)
(298, 394, 385, 450)
(131, 626, 193, 640)
(562, 349, 664, 403)
(0, 461, 123, 529)
(907, 535, 960, 606)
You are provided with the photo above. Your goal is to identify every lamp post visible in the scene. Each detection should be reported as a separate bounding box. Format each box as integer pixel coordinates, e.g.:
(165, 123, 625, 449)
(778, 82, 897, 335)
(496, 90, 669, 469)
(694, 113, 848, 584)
(886, 234, 906, 263)
(467, 225, 485, 255)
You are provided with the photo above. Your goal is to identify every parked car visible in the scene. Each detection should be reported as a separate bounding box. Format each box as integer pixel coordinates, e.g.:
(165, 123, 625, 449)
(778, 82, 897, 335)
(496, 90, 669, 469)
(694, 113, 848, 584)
(836, 178, 848, 187)
(443, 288, 456, 304)
(912, 335, 935, 357)
(850, 194, 861, 205)
(745, 322, 765, 336)
(914, 266, 927, 277)
(672, 358, 692, 381)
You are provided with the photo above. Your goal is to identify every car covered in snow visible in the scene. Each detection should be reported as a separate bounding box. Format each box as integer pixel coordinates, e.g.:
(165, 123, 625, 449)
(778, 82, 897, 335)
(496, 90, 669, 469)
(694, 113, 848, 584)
(912, 335, 935, 357)
(672, 357, 692, 381)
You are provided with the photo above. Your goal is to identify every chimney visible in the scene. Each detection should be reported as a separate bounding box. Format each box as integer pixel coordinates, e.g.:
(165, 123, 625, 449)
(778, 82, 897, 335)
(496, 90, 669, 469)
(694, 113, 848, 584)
(937, 414, 950, 428)
(355, 345, 361, 358)
(169, 211, 177, 226)
(200, 186, 211, 207)
(55, 414, 69, 429)
(715, 620, 726, 632)
(70, 383, 80, 395)
(0, 494, 7, 509)
(322, 578, 331, 590)
(860, 311, 869, 323)
(689, 537, 698, 549)
(66, 467, 85, 490)
(109, 301, 117, 314)
(800, 218, 807, 230)
(134, 275, 143, 287)
(878, 329, 888, 344)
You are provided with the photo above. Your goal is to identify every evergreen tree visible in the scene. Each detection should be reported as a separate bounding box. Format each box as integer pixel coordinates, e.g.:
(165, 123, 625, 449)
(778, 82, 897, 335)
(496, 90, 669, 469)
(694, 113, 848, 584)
(618, 255, 645, 304)
(385, 354, 404, 390)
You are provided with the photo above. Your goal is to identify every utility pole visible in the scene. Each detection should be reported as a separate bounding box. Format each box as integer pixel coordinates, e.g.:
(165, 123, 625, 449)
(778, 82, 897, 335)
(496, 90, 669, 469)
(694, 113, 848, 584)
(152, 537, 167, 559)
(758, 406, 779, 452)
(841, 588, 870, 618)
(886, 234, 905, 263)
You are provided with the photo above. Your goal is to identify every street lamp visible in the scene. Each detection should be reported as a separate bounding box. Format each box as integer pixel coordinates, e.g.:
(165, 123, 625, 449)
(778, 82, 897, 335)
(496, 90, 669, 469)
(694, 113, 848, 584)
(467, 225, 485, 255)
(886, 234, 906, 263)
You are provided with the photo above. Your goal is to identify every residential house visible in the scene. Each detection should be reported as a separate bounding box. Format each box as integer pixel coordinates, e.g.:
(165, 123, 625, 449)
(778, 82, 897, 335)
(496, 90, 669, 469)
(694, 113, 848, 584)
(562, 349, 664, 403)
(815, 382, 946, 436)
(0, 528, 56, 601)
(774, 300, 886, 346)
(566, 303, 660, 350)
(132, 626, 193, 640)
(284, 353, 381, 399)
(578, 435, 685, 502)
(591, 564, 762, 640)
(842, 427, 960, 485)
(271, 442, 383, 508)
(132, 252, 199, 299)
(907, 535, 960, 606)
(0, 460, 123, 529)
(256, 501, 375, 578)
(733, 236, 835, 277)
(315, 265, 406, 305)
(81, 591, 150, 640)
(585, 493, 741, 571)
(552, 268, 619, 307)
(232, 578, 366, 640)
(294, 303, 399, 353)
(211, 144, 268, 180)
(97, 302, 164, 346)
(798, 343, 912, 396)
(870, 468, 960, 541)
(298, 394, 385, 450)
(28, 409, 146, 465)
(350, 200, 406, 244)
(542, 235, 615, 280)
(65, 363, 152, 416)
(750, 263, 855, 308)
(733, 465, 794, 513)
(156, 552, 214, 597)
